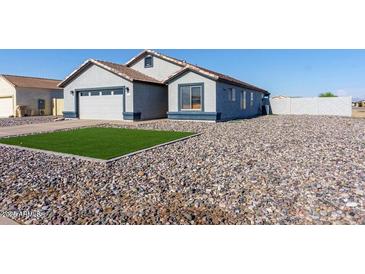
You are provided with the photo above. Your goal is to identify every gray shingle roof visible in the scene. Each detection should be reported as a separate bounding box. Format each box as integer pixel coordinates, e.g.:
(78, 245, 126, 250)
(58, 59, 163, 87)
(126, 49, 269, 94)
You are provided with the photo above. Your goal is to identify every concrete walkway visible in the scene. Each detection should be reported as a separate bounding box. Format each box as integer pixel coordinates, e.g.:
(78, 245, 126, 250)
(0, 216, 19, 225)
(0, 118, 168, 137)
(0, 119, 105, 137)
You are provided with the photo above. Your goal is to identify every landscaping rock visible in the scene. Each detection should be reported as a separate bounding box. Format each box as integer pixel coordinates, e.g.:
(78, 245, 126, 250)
(0, 116, 58, 127)
(0, 115, 364, 224)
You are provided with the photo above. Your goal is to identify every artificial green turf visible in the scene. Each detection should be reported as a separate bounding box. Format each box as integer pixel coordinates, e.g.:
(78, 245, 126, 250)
(0, 127, 193, 160)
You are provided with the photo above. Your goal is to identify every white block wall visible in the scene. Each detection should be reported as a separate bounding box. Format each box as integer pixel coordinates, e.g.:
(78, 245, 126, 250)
(270, 96, 352, 117)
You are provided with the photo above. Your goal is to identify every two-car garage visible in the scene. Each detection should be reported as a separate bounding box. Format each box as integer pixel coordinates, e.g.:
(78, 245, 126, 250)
(78, 88, 125, 120)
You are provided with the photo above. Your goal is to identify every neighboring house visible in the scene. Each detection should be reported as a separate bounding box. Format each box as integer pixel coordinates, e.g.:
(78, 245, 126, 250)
(60, 50, 269, 121)
(0, 74, 63, 117)
(353, 100, 365, 107)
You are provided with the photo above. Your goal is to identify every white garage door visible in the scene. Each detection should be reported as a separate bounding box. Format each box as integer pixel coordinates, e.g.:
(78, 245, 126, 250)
(78, 89, 124, 120)
(0, 97, 13, 117)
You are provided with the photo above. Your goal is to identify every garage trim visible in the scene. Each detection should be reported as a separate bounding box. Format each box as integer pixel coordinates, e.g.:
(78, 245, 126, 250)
(63, 111, 77, 118)
(74, 86, 126, 119)
(123, 112, 141, 120)
(0, 95, 15, 117)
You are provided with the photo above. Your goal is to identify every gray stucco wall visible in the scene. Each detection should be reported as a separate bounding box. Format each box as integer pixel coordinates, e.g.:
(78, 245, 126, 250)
(168, 71, 216, 113)
(133, 82, 168, 120)
(130, 55, 182, 81)
(63, 64, 134, 115)
(167, 71, 264, 121)
(216, 81, 264, 120)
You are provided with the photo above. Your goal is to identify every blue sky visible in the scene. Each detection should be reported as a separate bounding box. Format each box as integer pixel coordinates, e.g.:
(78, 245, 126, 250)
(1, 49, 365, 99)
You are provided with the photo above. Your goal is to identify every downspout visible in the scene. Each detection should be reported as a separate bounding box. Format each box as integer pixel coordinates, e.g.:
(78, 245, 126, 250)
(122, 86, 128, 119)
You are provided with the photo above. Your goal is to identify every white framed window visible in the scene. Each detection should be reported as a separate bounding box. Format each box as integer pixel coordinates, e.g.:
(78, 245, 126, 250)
(250, 92, 254, 107)
(241, 90, 246, 110)
(180, 84, 203, 111)
(228, 88, 236, 101)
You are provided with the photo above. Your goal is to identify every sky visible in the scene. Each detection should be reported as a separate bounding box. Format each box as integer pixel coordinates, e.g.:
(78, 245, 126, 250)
(1, 49, 365, 99)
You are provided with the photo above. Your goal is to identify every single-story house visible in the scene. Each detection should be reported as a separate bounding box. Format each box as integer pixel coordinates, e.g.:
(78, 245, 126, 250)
(353, 100, 365, 107)
(0, 74, 63, 117)
(59, 50, 269, 121)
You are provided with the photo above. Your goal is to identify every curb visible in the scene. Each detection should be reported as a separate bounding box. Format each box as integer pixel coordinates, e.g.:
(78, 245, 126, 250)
(0, 133, 202, 164)
(105, 133, 201, 163)
(0, 143, 106, 163)
(0, 216, 19, 225)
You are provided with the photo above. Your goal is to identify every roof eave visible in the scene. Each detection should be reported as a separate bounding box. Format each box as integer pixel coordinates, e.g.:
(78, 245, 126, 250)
(16, 86, 62, 90)
(58, 59, 94, 88)
(134, 79, 166, 86)
(126, 50, 270, 94)
(217, 78, 269, 95)
(125, 50, 149, 67)
(58, 59, 135, 88)
(165, 67, 219, 84)
(0, 75, 17, 87)
(93, 60, 134, 82)
(126, 49, 187, 68)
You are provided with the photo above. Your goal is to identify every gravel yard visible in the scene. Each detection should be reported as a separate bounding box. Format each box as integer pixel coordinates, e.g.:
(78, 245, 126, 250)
(0, 115, 364, 225)
(0, 116, 58, 127)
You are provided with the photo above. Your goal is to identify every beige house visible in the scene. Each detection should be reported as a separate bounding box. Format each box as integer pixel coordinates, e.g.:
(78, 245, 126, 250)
(353, 100, 365, 107)
(0, 74, 63, 117)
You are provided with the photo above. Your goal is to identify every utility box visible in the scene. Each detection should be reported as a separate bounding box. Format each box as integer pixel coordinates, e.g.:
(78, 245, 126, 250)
(38, 99, 45, 115)
(38, 99, 45, 110)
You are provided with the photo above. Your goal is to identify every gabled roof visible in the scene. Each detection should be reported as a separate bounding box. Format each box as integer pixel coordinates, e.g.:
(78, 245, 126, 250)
(58, 59, 163, 88)
(1, 74, 61, 90)
(126, 49, 188, 68)
(126, 49, 269, 95)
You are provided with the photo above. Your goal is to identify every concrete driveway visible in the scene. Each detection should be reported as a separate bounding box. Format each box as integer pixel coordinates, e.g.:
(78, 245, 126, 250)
(0, 119, 104, 137)
(0, 216, 19, 225)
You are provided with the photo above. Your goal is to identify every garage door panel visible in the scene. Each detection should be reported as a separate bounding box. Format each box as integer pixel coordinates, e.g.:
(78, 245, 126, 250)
(0, 97, 13, 117)
(79, 90, 124, 120)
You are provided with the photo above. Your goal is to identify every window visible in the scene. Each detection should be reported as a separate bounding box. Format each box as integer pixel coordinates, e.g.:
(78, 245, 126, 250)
(250, 92, 254, 107)
(144, 56, 153, 68)
(101, 91, 112, 95)
(90, 91, 100, 96)
(180, 84, 202, 111)
(80, 91, 89, 96)
(113, 90, 123, 95)
(241, 90, 246, 110)
(228, 88, 236, 101)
